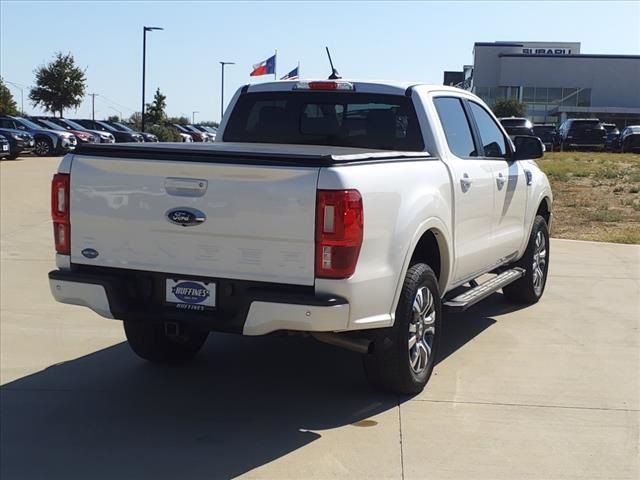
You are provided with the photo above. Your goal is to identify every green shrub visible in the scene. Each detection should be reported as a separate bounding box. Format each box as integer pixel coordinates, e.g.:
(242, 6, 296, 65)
(146, 124, 181, 142)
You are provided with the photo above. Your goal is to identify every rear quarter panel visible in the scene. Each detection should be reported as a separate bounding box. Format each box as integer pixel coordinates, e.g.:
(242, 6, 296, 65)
(316, 159, 452, 330)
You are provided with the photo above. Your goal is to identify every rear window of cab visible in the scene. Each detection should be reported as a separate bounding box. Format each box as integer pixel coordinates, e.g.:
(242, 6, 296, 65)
(223, 91, 425, 151)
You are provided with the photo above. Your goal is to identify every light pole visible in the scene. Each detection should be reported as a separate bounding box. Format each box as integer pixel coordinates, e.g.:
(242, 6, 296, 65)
(192, 111, 199, 124)
(141, 26, 163, 132)
(5, 80, 24, 115)
(89, 93, 99, 121)
(219, 61, 235, 121)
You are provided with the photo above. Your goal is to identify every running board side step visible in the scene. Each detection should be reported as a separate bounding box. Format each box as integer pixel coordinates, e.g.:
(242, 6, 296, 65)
(443, 268, 525, 312)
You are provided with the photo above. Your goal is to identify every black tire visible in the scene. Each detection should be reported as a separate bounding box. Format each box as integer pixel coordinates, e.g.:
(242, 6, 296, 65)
(363, 263, 442, 395)
(503, 215, 550, 305)
(34, 137, 53, 156)
(123, 320, 208, 364)
(6, 152, 19, 160)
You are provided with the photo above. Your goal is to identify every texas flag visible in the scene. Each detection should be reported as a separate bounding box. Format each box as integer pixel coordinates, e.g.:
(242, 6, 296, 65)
(280, 66, 299, 80)
(250, 54, 276, 77)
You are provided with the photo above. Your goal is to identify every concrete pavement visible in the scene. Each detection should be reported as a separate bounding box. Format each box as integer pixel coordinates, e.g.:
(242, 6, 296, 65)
(1, 156, 639, 479)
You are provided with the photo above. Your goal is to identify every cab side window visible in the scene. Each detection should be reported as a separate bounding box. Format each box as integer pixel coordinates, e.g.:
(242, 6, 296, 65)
(433, 97, 477, 158)
(468, 102, 507, 158)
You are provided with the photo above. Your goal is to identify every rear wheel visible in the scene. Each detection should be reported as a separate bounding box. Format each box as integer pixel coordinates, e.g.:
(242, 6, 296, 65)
(123, 320, 208, 364)
(503, 215, 550, 304)
(6, 152, 19, 160)
(363, 263, 441, 395)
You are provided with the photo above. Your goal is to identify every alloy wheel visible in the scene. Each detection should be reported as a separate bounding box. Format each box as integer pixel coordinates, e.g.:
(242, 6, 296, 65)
(408, 286, 436, 374)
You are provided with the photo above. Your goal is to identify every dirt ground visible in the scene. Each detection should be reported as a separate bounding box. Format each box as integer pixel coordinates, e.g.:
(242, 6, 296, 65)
(538, 151, 640, 244)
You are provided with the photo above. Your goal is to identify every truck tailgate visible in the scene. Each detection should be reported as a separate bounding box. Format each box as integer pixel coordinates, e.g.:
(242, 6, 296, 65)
(69, 155, 319, 285)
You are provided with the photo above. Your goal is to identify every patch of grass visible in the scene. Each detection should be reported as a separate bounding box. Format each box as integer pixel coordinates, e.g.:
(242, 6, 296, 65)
(585, 208, 623, 223)
(598, 225, 640, 244)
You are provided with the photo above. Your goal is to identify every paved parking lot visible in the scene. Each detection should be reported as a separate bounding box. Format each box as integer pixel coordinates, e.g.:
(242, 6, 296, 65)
(1, 155, 639, 479)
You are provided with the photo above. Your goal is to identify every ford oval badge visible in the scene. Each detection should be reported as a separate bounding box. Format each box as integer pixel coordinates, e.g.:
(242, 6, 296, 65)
(166, 207, 206, 227)
(81, 248, 99, 259)
(172, 282, 210, 303)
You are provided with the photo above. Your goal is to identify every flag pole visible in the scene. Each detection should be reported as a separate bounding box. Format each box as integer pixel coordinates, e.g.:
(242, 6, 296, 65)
(297, 61, 300, 79)
(274, 49, 277, 80)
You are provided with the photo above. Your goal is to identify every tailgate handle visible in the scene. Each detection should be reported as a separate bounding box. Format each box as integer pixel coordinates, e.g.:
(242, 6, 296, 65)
(165, 178, 208, 197)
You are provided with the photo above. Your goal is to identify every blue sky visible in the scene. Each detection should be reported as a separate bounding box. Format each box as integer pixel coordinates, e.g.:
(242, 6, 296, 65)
(2, 1, 639, 122)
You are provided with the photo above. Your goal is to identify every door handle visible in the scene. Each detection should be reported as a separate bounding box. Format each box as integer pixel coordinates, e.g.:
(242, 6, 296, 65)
(460, 173, 472, 191)
(496, 172, 506, 189)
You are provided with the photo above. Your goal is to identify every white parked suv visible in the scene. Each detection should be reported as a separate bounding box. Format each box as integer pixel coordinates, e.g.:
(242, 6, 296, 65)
(49, 80, 552, 394)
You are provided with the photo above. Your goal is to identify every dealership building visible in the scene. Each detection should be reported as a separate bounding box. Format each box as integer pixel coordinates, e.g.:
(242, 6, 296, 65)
(444, 41, 640, 126)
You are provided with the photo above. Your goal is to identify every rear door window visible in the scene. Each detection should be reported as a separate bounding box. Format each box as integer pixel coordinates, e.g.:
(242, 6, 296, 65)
(224, 92, 424, 151)
(433, 97, 477, 158)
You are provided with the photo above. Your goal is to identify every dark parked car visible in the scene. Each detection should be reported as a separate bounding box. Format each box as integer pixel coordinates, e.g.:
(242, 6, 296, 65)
(557, 119, 607, 151)
(0, 134, 10, 159)
(619, 126, 640, 153)
(72, 119, 144, 143)
(499, 117, 535, 138)
(29, 117, 98, 144)
(0, 115, 77, 156)
(0, 128, 35, 159)
(533, 125, 559, 151)
(102, 121, 158, 142)
(44, 117, 115, 144)
(601, 123, 621, 151)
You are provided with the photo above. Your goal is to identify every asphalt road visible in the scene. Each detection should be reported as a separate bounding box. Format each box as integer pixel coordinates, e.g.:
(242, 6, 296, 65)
(1, 155, 639, 479)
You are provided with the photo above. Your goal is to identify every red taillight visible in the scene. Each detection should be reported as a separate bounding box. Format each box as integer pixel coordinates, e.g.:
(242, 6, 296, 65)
(315, 190, 363, 279)
(51, 173, 70, 254)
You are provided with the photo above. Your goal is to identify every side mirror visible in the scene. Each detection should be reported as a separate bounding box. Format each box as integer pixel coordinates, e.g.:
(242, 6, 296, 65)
(513, 135, 544, 160)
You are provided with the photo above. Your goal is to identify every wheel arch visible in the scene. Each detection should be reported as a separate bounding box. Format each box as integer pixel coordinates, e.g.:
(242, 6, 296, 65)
(390, 220, 452, 321)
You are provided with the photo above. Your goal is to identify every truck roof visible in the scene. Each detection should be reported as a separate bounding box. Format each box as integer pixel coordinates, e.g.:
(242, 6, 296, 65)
(244, 79, 466, 96)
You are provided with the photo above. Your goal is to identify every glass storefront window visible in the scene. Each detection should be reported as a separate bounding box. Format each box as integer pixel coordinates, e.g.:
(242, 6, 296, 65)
(577, 88, 591, 107)
(547, 88, 562, 105)
(534, 87, 548, 104)
(522, 87, 535, 103)
(561, 88, 578, 106)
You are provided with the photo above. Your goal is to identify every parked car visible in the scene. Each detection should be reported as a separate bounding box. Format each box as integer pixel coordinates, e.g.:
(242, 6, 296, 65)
(557, 119, 607, 151)
(619, 125, 640, 153)
(72, 119, 144, 143)
(0, 134, 10, 159)
(102, 121, 158, 142)
(533, 124, 559, 151)
(41, 117, 116, 144)
(184, 124, 214, 142)
(0, 115, 76, 156)
(172, 123, 206, 142)
(193, 125, 218, 140)
(0, 128, 35, 159)
(29, 117, 98, 144)
(49, 80, 552, 395)
(601, 123, 621, 151)
(499, 117, 535, 138)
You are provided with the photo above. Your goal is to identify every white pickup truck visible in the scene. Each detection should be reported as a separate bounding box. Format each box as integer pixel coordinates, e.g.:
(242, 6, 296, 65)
(49, 80, 552, 394)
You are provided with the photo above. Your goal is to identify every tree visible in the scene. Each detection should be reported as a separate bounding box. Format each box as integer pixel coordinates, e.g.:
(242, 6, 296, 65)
(0, 77, 19, 115)
(166, 116, 189, 125)
(145, 88, 167, 125)
(200, 121, 220, 128)
(128, 112, 142, 130)
(29, 52, 86, 117)
(492, 98, 527, 118)
(107, 115, 120, 122)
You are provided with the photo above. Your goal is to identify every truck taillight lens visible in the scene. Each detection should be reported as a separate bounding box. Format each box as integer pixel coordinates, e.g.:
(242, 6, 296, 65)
(51, 173, 70, 254)
(316, 190, 363, 279)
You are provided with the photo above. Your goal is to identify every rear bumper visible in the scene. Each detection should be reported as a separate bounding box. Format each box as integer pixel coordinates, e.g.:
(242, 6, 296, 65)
(48, 268, 350, 335)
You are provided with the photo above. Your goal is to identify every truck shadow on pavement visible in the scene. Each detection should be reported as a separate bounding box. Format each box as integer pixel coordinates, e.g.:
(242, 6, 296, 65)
(1, 294, 518, 480)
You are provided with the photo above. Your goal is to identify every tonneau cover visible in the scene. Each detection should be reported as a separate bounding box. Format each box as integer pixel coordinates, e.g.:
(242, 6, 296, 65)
(74, 142, 431, 167)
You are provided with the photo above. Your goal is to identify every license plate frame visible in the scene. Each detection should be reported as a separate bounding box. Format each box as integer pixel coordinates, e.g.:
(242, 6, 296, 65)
(165, 278, 216, 312)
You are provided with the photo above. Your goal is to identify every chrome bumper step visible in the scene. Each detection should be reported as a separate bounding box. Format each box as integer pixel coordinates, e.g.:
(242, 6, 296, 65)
(443, 268, 525, 312)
